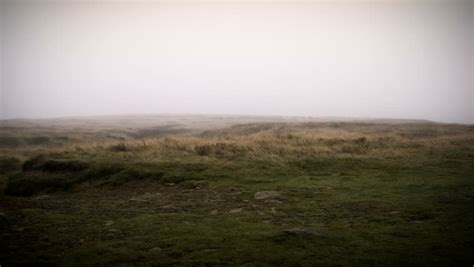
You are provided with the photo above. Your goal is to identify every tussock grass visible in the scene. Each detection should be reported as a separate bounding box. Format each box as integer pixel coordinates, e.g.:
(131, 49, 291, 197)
(4, 122, 473, 195)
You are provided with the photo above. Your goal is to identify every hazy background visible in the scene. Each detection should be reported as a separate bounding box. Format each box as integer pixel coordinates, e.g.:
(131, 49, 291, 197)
(0, 0, 473, 123)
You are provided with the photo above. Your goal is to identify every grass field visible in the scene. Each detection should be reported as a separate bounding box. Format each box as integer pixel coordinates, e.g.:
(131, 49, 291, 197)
(1, 115, 473, 265)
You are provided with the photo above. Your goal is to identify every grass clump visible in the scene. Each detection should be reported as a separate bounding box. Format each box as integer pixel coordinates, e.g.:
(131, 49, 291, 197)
(109, 143, 129, 152)
(195, 142, 248, 157)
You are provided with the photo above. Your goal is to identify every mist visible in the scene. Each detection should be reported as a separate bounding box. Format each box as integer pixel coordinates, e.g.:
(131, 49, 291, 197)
(0, 0, 473, 123)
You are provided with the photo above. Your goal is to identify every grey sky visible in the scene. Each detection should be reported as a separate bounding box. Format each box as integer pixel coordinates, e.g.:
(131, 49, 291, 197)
(0, 0, 473, 123)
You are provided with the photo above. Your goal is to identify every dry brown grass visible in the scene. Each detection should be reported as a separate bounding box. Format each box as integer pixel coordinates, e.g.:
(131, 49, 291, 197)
(1, 119, 473, 163)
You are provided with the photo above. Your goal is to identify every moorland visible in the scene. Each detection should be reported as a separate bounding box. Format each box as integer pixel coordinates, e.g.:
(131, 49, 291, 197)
(0, 115, 473, 265)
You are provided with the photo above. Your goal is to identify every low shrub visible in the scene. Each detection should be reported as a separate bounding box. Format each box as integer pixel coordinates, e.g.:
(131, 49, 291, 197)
(5, 173, 73, 196)
(12, 156, 188, 194)
(22, 155, 46, 171)
(23, 156, 89, 173)
(0, 156, 21, 174)
(41, 160, 89, 172)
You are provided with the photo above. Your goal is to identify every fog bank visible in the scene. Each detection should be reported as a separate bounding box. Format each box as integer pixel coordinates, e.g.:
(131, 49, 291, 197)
(1, 1, 473, 123)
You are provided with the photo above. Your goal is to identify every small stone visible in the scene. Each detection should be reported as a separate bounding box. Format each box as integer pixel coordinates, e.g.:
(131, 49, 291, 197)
(210, 210, 218, 215)
(165, 183, 175, 186)
(255, 191, 280, 200)
(105, 220, 114, 226)
(389, 211, 400, 215)
(149, 247, 162, 252)
(229, 208, 243, 214)
(271, 207, 277, 214)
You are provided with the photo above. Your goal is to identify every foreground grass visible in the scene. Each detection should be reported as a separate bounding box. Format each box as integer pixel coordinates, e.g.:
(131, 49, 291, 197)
(1, 121, 473, 265)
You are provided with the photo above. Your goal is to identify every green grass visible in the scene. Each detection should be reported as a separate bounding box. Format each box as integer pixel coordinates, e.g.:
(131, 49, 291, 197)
(1, 120, 473, 265)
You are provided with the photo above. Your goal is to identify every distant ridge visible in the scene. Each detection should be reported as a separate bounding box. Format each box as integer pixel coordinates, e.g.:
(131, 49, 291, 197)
(0, 113, 436, 125)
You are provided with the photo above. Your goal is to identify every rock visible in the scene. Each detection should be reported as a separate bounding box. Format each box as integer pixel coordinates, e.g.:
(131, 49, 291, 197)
(105, 220, 114, 226)
(149, 247, 162, 252)
(271, 207, 277, 214)
(255, 191, 280, 200)
(229, 208, 243, 214)
(282, 228, 315, 236)
(389, 211, 400, 215)
(210, 210, 218, 215)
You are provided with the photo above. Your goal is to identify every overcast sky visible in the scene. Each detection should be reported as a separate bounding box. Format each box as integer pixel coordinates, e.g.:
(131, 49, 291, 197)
(0, 0, 473, 123)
